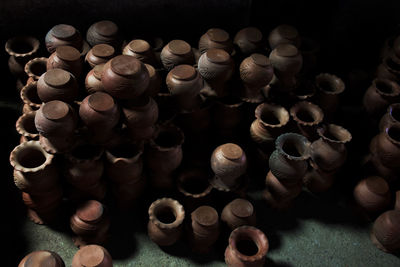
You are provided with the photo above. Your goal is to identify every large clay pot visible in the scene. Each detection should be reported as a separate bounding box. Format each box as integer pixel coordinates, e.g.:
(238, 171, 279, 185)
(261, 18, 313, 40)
(314, 73, 345, 117)
(37, 69, 79, 103)
(233, 27, 264, 55)
(71, 245, 112, 267)
(160, 40, 195, 71)
(86, 20, 121, 48)
(85, 44, 115, 68)
(199, 28, 233, 55)
(221, 198, 256, 230)
(18, 250, 65, 267)
(123, 39, 157, 66)
(371, 210, 400, 253)
(47, 46, 83, 78)
(45, 24, 83, 53)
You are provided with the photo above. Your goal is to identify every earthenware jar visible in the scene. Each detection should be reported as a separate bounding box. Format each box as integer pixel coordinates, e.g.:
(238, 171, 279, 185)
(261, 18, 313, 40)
(233, 27, 264, 55)
(379, 103, 400, 131)
(264, 170, 303, 207)
(86, 20, 121, 48)
(199, 28, 233, 54)
(25, 57, 48, 83)
(123, 39, 157, 66)
(198, 48, 234, 97)
(5, 36, 40, 79)
(18, 250, 65, 267)
(315, 73, 345, 117)
(102, 55, 150, 99)
(166, 64, 203, 111)
(160, 40, 195, 71)
(148, 198, 185, 246)
(45, 24, 83, 53)
(290, 101, 324, 141)
(310, 124, 352, 173)
(37, 69, 79, 103)
(268, 24, 301, 50)
(225, 226, 269, 267)
(371, 210, 400, 253)
(85, 64, 105, 94)
(85, 44, 115, 68)
(21, 82, 42, 112)
(47, 46, 83, 78)
(72, 245, 112, 267)
(16, 111, 39, 142)
(374, 123, 400, 169)
(221, 198, 256, 230)
(353, 176, 391, 215)
(144, 64, 162, 97)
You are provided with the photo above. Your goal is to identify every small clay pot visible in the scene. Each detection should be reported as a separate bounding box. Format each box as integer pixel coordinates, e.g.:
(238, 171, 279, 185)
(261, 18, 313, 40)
(268, 24, 301, 50)
(166, 64, 203, 111)
(221, 198, 256, 230)
(147, 198, 185, 246)
(225, 226, 269, 267)
(16, 111, 39, 142)
(37, 69, 79, 103)
(123, 39, 157, 66)
(198, 28, 233, 54)
(290, 101, 324, 141)
(379, 103, 400, 132)
(315, 73, 346, 116)
(160, 40, 195, 71)
(86, 20, 121, 48)
(375, 123, 400, 169)
(310, 124, 352, 173)
(20, 82, 42, 112)
(71, 245, 112, 267)
(233, 27, 264, 55)
(85, 64, 106, 94)
(102, 55, 150, 99)
(197, 49, 234, 97)
(353, 176, 391, 214)
(25, 57, 48, 82)
(264, 170, 303, 202)
(47, 46, 83, 78)
(45, 24, 83, 53)
(18, 250, 65, 267)
(85, 44, 115, 68)
(144, 64, 162, 97)
(363, 78, 400, 117)
(371, 210, 400, 253)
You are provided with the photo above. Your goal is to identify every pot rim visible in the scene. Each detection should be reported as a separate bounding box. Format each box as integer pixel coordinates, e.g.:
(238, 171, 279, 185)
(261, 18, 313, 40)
(275, 133, 311, 161)
(255, 102, 289, 128)
(10, 140, 54, 173)
(24, 57, 48, 80)
(5, 36, 40, 58)
(315, 73, 345, 95)
(317, 124, 352, 144)
(148, 198, 185, 229)
(290, 101, 324, 126)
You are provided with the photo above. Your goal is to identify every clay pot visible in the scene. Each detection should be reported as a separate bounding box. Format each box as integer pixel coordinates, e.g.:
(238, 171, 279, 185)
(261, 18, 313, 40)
(85, 64, 105, 94)
(37, 69, 79, 103)
(105, 142, 143, 184)
(197, 49, 234, 97)
(45, 24, 83, 53)
(353, 176, 391, 214)
(187, 206, 220, 253)
(20, 82, 42, 112)
(268, 24, 301, 50)
(233, 27, 264, 55)
(310, 124, 352, 173)
(379, 103, 400, 132)
(264, 170, 303, 203)
(166, 64, 203, 111)
(368, 146, 399, 183)
(371, 210, 400, 253)
(303, 164, 335, 193)
(213, 96, 244, 136)
(144, 64, 162, 97)
(5, 36, 40, 79)
(374, 123, 400, 169)
(123, 39, 157, 66)
(22, 186, 63, 213)
(199, 28, 233, 55)
(72, 245, 112, 267)
(225, 226, 269, 267)
(269, 133, 311, 183)
(85, 44, 115, 68)
(18, 250, 65, 267)
(160, 40, 195, 71)
(250, 103, 290, 153)
(102, 55, 150, 99)
(16, 111, 39, 142)
(290, 101, 324, 141)
(363, 78, 400, 117)
(86, 20, 121, 48)
(147, 198, 185, 246)
(25, 57, 48, 82)
(315, 73, 346, 116)
(221, 198, 256, 230)
(47, 46, 83, 78)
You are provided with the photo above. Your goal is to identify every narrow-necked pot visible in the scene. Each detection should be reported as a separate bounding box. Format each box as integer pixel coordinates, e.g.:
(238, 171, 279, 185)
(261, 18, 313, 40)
(24, 57, 48, 82)
(315, 73, 345, 116)
(363, 78, 400, 117)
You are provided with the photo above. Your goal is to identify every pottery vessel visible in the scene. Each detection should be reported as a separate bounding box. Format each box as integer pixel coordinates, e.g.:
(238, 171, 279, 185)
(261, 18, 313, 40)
(199, 28, 233, 55)
(47, 46, 83, 78)
(221, 198, 256, 230)
(123, 39, 157, 66)
(18, 250, 65, 267)
(303, 164, 335, 193)
(268, 24, 301, 50)
(25, 57, 48, 82)
(233, 27, 264, 55)
(315, 73, 346, 116)
(37, 69, 79, 103)
(16, 111, 39, 142)
(371, 210, 400, 253)
(264, 170, 303, 204)
(71, 245, 112, 267)
(290, 101, 324, 141)
(45, 24, 83, 53)
(363, 78, 400, 117)
(20, 82, 42, 112)
(379, 103, 400, 132)
(160, 40, 195, 71)
(353, 176, 391, 214)
(374, 123, 400, 169)
(85, 64, 105, 94)
(86, 20, 121, 48)
(85, 44, 115, 68)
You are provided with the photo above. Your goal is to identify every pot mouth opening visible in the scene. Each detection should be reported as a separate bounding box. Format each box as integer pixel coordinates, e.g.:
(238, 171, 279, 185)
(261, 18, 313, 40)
(6, 36, 39, 57)
(10, 40, 35, 54)
(154, 205, 177, 224)
(18, 113, 38, 136)
(22, 83, 41, 105)
(26, 58, 47, 78)
(256, 103, 288, 127)
(16, 146, 46, 168)
(386, 124, 400, 144)
(291, 102, 323, 125)
(375, 80, 398, 96)
(319, 124, 352, 144)
(315, 74, 345, 95)
(108, 143, 141, 159)
(385, 56, 400, 72)
(236, 238, 259, 257)
(71, 144, 103, 160)
(276, 133, 310, 160)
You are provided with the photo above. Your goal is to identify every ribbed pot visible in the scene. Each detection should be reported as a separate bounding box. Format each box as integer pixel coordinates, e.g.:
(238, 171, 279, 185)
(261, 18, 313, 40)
(160, 40, 195, 71)
(199, 28, 233, 55)
(233, 27, 264, 55)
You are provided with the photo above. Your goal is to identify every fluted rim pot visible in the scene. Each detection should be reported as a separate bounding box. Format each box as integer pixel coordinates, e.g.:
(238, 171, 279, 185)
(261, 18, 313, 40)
(24, 57, 48, 81)
(5, 36, 40, 58)
(10, 141, 54, 174)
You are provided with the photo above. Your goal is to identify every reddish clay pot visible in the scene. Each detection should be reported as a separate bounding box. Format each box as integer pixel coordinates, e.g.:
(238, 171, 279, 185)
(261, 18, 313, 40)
(102, 55, 150, 99)
(47, 46, 83, 78)
(160, 40, 195, 71)
(225, 226, 269, 267)
(18, 250, 65, 267)
(22, 186, 62, 213)
(37, 69, 79, 103)
(144, 64, 162, 97)
(85, 64, 105, 94)
(233, 27, 264, 55)
(268, 24, 301, 50)
(290, 101, 324, 141)
(16, 111, 39, 142)
(379, 103, 400, 132)
(221, 198, 256, 230)
(85, 44, 115, 68)
(147, 198, 185, 246)
(86, 20, 121, 48)
(264, 170, 303, 205)
(71, 245, 112, 267)
(123, 39, 157, 66)
(20, 81, 42, 112)
(363, 78, 400, 117)
(199, 28, 233, 55)
(45, 24, 83, 53)
(371, 210, 400, 253)
(374, 123, 400, 169)
(25, 57, 48, 82)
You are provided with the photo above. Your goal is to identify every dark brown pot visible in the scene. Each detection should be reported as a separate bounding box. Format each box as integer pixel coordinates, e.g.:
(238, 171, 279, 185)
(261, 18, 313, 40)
(45, 24, 83, 53)
(86, 20, 121, 48)
(25, 57, 48, 82)
(221, 198, 256, 230)
(71, 245, 112, 267)
(379, 103, 400, 132)
(233, 27, 264, 55)
(37, 69, 79, 103)
(363, 78, 400, 117)
(160, 40, 195, 71)
(47, 46, 83, 78)
(85, 64, 105, 94)
(123, 39, 157, 66)
(353, 176, 391, 214)
(290, 101, 324, 141)
(268, 24, 301, 50)
(85, 44, 115, 68)
(371, 210, 400, 253)
(22, 186, 62, 213)
(20, 81, 42, 112)
(199, 28, 233, 55)
(374, 123, 400, 169)
(102, 55, 150, 99)
(315, 73, 345, 117)
(18, 250, 65, 267)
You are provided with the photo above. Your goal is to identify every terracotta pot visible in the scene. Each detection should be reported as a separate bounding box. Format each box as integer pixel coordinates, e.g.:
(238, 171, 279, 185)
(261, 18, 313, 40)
(147, 198, 185, 246)
(290, 101, 324, 141)
(144, 64, 162, 97)
(221, 198, 256, 230)
(85, 44, 115, 68)
(166, 64, 203, 111)
(353, 176, 391, 214)
(371, 210, 400, 253)
(20, 81, 42, 112)
(310, 124, 352, 173)
(22, 186, 63, 213)
(86, 20, 121, 49)
(18, 250, 65, 267)
(379, 103, 400, 132)
(233, 27, 264, 55)
(160, 40, 195, 71)
(123, 39, 157, 66)
(303, 164, 335, 193)
(85, 64, 105, 94)
(47, 46, 83, 78)
(71, 245, 112, 267)
(199, 28, 233, 55)
(24, 57, 48, 82)
(16, 111, 39, 142)
(102, 55, 150, 99)
(45, 24, 83, 53)
(225, 226, 269, 267)
(197, 49, 234, 97)
(37, 69, 79, 103)
(363, 78, 400, 117)
(268, 24, 301, 50)
(374, 123, 400, 169)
